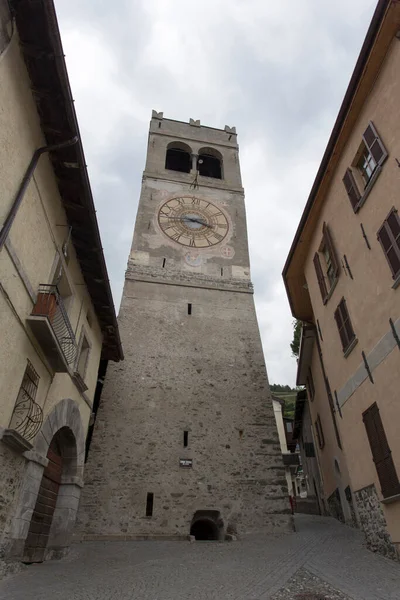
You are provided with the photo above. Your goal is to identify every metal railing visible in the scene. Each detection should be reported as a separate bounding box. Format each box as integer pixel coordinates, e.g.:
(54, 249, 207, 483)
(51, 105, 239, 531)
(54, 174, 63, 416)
(32, 284, 77, 365)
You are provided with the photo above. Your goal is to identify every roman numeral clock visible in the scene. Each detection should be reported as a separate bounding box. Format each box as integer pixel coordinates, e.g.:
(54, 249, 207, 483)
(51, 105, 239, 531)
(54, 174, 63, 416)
(158, 196, 229, 248)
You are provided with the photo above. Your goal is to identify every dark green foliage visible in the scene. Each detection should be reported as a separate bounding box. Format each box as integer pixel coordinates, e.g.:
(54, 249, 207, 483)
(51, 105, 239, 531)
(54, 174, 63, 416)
(290, 319, 302, 358)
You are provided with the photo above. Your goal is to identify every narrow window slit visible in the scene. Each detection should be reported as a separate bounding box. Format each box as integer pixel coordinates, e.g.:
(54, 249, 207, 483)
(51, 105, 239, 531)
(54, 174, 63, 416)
(188, 303, 192, 315)
(146, 493, 154, 517)
(162, 258, 166, 268)
(183, 431, 188, 447)
(221, 268, 223, 276)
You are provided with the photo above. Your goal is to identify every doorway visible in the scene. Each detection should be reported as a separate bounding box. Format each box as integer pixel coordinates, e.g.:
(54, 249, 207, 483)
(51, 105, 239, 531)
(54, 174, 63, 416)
(23, 427, 77, 563)
(190, 510, 223, 540)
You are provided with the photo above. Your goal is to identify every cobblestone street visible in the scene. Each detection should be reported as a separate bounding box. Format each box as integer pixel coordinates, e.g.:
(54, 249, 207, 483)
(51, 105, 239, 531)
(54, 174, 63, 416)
(1, 516, 399, 600)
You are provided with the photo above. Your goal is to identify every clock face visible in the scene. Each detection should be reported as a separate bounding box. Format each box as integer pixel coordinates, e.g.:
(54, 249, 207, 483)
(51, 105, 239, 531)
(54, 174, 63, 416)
(158, 196, 229, 248)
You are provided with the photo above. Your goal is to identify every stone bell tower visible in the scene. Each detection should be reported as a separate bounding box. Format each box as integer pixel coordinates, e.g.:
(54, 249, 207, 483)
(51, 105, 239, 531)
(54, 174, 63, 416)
(77, 111, 292, 539)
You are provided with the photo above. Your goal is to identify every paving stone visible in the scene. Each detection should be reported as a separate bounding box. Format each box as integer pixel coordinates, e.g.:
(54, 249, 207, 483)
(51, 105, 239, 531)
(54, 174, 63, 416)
(1, 515, 399, 600)
(270, 568, 351, 600)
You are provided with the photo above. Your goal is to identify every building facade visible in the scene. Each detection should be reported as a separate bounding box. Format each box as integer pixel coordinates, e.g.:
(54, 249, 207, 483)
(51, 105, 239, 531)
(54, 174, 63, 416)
(77, 112, 292, 540)
(284, 0, 400, 558)
(0, 0, 122, 566)
(272, 396, 301, 501)
(293, 390, 327, 517)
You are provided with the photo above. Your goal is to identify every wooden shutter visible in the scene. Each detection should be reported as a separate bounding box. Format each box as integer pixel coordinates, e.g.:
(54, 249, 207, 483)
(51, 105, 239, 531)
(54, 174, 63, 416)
(307, 369, 315, 400)
(334, 298, 355, 352)
(343, 168, 361, 211)
(363, 122, 388, 166)
(313, 253, 328, 303)
(377, 209, 400, 279)
(304, 442, 315, 457)
(322, 223, 340, 278)
(363, 403, 400, 498)
(315, 415, 325, 449)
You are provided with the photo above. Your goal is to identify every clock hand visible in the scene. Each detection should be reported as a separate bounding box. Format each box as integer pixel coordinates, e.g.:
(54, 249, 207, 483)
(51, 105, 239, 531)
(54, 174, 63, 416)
(165, 216, 213, 228)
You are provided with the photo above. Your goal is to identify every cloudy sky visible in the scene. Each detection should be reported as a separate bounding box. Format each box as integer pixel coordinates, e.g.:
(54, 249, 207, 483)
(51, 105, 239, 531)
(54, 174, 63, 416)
(55, 0, 376, 386)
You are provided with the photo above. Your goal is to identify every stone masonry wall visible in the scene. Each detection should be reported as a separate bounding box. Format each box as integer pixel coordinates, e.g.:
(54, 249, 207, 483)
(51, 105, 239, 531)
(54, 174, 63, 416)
(0, 443, 25, 578)
(354, 484, 398, 560)
(77, 280, 292, 538)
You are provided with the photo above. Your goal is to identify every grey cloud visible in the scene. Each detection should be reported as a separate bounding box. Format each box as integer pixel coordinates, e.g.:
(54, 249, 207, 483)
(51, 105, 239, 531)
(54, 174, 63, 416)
(55, 0, 377, 385)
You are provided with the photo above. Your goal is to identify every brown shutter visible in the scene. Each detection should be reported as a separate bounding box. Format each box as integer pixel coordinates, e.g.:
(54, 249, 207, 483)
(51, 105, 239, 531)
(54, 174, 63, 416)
(334, 304, 346, 350)
(363, 122, 388, 166)
(334, 298, 355, 352)
(377, 209, 400, 279)
(363, 403, 400, 498)
(315, 415, 325, 449)
(322, 223, 340, 278)
(313, 253, 328, 303)
(343, 168, 361, 211)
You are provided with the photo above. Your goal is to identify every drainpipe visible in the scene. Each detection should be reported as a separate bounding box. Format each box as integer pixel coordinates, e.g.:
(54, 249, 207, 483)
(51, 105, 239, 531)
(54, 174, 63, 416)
(0, 136, 79, 250)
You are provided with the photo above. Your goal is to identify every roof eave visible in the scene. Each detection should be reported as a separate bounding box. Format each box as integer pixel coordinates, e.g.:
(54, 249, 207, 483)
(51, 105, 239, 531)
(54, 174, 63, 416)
(282, 0, 394, 318)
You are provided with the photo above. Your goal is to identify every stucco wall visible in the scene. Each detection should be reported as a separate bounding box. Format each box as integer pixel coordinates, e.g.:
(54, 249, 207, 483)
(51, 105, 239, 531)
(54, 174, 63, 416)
(0, 31, 104, 558)
(302, 37, 400, 546)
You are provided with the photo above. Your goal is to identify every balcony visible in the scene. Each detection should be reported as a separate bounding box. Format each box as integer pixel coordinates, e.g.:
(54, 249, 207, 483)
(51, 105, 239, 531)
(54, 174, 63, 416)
(27, 284, 77, 372)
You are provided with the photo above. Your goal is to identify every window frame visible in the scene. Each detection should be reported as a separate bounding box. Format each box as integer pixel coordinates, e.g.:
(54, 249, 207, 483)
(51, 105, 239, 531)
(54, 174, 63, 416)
(75, 328, 91, 381)
(377, 207, 400, 281)
(313, 223, 340, 305)
(334, 298, 356, 354)
(343, 121, 388, 213)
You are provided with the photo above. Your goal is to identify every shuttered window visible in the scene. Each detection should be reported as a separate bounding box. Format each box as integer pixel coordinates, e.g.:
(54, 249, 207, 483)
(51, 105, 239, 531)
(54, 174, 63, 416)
(334, 298, 355, 352)
(304, 442, 315, 457)
(362, 122, 388, 168)
(306, 369, 315, 401)
(313, 253, 327, 302)
(377, 208, 400, 279)
(314, 415, 325, 450)
(313, 224, 340, 304)
(363, 403, 400, 499)
(343, 122, 387, 211)
(343, 168, 361, 211)
(322, 223, 339, 286)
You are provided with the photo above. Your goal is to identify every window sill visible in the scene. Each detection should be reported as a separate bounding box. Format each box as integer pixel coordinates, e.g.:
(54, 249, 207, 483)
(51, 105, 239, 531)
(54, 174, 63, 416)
(381, 492, 400, 505)
(355, 165, 382, 212)
(391, 273, 400, 289)
(323, 277, 338, 305)
(343, 337, 358, 358)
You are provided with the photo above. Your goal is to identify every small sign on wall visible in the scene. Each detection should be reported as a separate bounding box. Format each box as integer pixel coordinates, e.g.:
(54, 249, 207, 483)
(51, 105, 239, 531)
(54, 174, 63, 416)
(179, 458, 193, 468)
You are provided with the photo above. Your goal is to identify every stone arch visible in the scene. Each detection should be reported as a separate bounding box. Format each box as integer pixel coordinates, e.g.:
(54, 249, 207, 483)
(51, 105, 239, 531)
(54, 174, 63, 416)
(190, 510, 224, 541)
(197, 146, 223, 179)
(7, 399, 86, 562)
(165, 141, 192, 173)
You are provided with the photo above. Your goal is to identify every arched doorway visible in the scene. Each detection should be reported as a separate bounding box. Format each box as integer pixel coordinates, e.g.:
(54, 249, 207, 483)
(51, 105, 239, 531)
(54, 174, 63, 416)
(23, 427, 77, 563)
(190, 510, 223, 541)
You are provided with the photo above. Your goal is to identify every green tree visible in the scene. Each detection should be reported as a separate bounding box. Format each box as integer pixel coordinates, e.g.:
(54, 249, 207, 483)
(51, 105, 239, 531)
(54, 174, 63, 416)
(290, 319, 302, 358)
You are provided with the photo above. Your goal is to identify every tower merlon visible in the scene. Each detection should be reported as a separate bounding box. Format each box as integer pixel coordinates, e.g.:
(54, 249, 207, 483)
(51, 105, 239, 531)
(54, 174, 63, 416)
(150, 110, 238, 149)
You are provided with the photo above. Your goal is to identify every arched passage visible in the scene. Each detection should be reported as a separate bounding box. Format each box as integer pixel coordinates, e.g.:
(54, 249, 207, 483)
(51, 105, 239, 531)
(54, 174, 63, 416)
(7, 399, 85, 562)
(190, 518, 219, 540)
(190, 510, 223, 541)
(24, 427, 76, 562)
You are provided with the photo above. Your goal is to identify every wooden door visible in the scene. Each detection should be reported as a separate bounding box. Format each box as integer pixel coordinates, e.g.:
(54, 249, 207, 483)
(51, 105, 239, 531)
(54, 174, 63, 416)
(24, 442, 62, 562)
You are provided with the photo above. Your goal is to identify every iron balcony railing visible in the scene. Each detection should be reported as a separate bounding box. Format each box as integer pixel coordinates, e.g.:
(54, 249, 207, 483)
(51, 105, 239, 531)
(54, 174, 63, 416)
(32, 284, 77, 366)
(9, 360, 43, 441)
